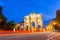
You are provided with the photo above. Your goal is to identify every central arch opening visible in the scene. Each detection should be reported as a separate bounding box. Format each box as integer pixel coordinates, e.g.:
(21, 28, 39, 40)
(32, 22, 35, 27)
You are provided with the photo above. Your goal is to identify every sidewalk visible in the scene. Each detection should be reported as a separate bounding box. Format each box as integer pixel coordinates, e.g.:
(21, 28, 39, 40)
(0, 30, 45, 36)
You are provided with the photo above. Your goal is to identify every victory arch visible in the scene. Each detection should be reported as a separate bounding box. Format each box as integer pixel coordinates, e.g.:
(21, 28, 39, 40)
(24, 12, 43, 31)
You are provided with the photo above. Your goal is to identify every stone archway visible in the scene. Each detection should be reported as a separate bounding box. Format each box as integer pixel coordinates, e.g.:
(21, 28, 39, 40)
(38, 25, 41, 28)
(37, 25, 41, 30)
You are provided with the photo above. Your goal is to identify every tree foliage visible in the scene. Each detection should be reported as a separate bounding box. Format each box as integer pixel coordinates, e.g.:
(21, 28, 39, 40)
(7, 21, 16, 30)
(0, 6, 16, 30)
(0, 6, 7, 30)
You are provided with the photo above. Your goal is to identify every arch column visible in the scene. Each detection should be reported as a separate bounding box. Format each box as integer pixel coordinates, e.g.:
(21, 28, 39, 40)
(30, 13, 37, 31)
(24, 16, 30, 31)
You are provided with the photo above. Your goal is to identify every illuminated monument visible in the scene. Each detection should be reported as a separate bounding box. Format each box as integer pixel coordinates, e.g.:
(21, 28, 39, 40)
(24, 12, 43, 31)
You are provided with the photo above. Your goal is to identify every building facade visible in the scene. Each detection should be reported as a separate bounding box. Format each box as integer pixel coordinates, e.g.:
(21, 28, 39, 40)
(16, 21, 24, 30)
(24, 12, 43, 31)
(56, 10, 60, 23)
(46, 10, 60, 32)
(46, 18, 56, 32)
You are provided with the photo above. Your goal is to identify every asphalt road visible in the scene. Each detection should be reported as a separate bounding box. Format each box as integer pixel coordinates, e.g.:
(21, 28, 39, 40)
(0, 32, 60, 40)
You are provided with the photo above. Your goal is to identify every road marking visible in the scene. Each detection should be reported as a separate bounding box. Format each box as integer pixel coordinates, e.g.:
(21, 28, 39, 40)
(47, 33, 55, 38)
(46, 33, 60, 40)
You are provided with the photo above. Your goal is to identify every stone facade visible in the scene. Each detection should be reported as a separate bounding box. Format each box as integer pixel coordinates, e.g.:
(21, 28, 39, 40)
(24, 12, 43, 31)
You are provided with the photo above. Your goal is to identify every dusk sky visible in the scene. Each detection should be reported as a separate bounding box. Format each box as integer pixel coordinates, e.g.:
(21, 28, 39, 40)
(0, 0, 60, 24)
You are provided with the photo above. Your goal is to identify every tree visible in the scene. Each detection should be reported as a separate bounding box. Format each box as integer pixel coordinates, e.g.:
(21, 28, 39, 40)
(7, 20, 16, 30)
(0, 6, 7, 30)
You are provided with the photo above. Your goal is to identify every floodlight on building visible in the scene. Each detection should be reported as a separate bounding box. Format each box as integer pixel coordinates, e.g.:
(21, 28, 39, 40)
(38, 19, 40, 22)
(53, 22, 56, 25)
(17, 24, 20, 26)
(26, 20, 29, 23)
(21, 26, 23, 28)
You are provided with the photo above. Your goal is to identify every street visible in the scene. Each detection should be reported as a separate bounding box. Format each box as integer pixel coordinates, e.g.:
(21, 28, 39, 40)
(0, 32, 60, 40)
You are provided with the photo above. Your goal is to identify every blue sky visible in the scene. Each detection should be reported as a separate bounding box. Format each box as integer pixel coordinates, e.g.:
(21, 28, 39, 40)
(0, 0, 60, 24)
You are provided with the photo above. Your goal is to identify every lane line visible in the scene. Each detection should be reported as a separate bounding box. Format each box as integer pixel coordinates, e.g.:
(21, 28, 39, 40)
(46, 33, 60, 40)
(47, 33, 55, 38)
